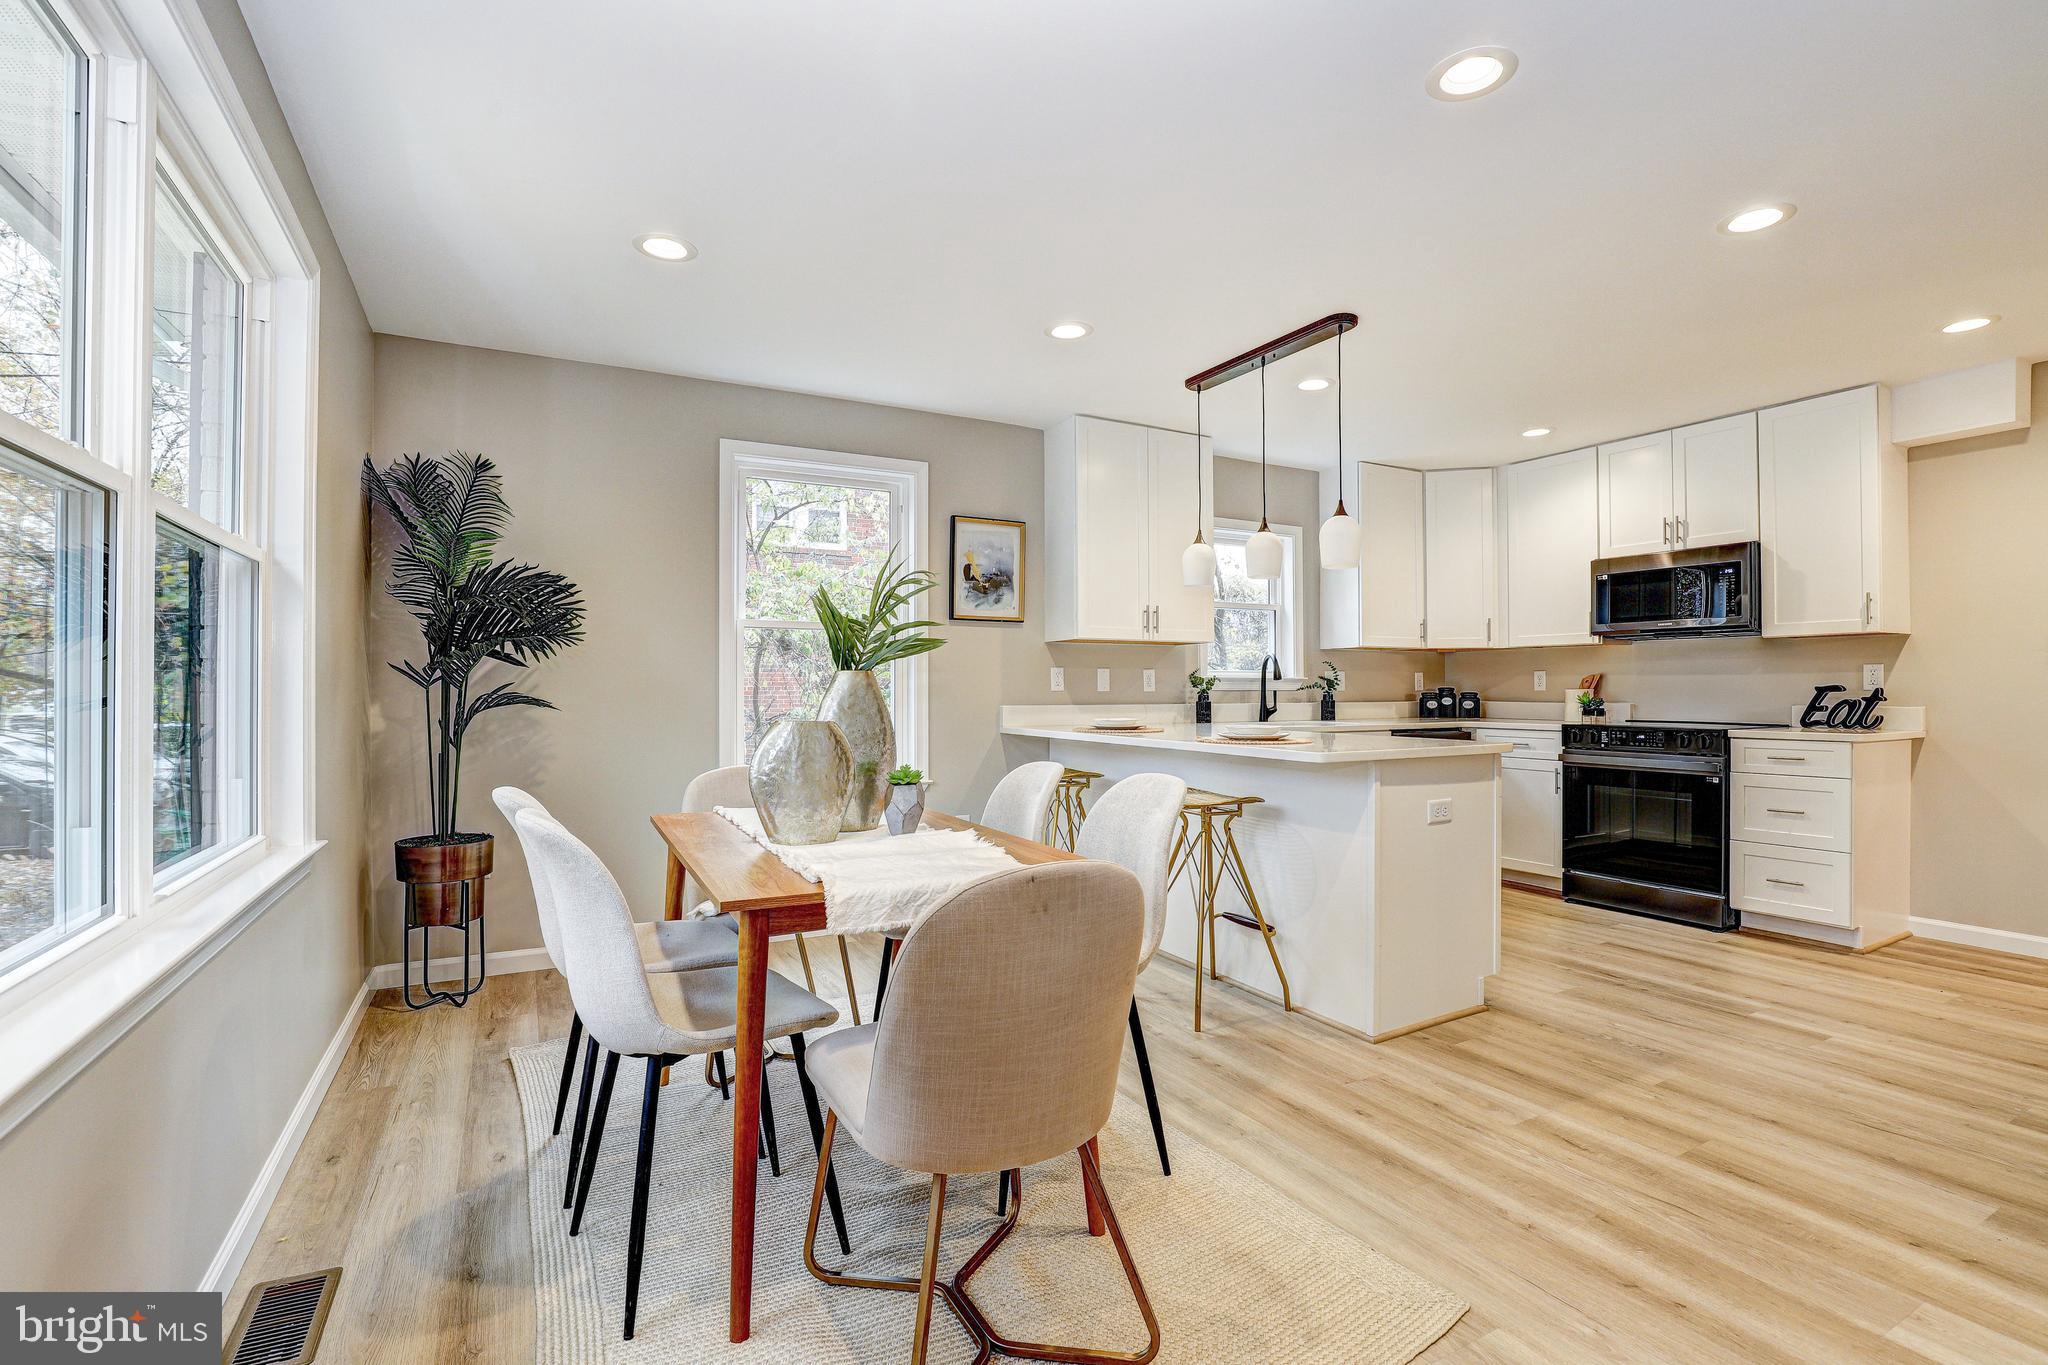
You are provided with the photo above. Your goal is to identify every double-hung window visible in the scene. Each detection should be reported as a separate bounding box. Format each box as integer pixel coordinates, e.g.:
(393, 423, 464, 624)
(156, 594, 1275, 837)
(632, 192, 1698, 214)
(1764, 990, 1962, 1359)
(1208, 519, 1302, 680)
(719, 441, 929, 766)
(0, 0, 85, 440)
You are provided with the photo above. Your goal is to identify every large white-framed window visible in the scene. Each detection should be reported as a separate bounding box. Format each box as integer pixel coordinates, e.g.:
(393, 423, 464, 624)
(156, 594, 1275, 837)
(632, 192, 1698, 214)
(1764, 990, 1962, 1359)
(1208, 518, 1302, 680)
(717, 440, 930, 769)
(0, 0, 320, 1003)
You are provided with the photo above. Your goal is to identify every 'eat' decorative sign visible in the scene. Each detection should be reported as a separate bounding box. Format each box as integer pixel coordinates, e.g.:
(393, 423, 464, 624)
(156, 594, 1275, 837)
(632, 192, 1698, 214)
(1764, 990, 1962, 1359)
(1800, 684, 1886, 731)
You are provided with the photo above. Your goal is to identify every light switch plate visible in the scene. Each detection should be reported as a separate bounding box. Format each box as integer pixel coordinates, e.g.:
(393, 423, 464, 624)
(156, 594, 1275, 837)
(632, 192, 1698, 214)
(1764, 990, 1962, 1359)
(1862, 663, 1884, 690)
(1413, 672, 1426, 695)
(1427, 799, 1453, 825)
(1095, 668, 1110, 692)
(1534, 670, 1548, 692)
(1142, 669, 1156, 692)
(1049, 666, 1065, 692)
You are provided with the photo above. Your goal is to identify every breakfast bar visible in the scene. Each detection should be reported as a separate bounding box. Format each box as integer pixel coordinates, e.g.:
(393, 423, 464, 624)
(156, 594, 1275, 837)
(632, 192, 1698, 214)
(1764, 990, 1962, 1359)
(999, 707, 1511, 1040)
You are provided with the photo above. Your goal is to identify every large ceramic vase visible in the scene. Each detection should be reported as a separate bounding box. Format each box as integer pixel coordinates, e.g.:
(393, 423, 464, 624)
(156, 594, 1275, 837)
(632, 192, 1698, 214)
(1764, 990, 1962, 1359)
(749, 719, 853, 845)
(819, 669, 894, 831)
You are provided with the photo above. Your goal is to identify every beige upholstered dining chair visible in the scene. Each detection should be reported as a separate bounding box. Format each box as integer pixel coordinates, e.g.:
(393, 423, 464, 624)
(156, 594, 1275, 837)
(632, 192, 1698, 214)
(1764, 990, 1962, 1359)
(979, 760, 1064, 839)
(683, 764, 863, 1026)
(514, 806, 845, 1342)
(800, 860, 1159, 1365)
(1072, 773, 1186, 1182)
(493, 787, 740, 1212)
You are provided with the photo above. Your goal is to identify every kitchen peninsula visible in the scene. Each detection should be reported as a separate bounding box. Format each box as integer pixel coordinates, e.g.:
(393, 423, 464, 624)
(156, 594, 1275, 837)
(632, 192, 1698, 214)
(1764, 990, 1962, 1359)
(1000, 704, 1512, 1040)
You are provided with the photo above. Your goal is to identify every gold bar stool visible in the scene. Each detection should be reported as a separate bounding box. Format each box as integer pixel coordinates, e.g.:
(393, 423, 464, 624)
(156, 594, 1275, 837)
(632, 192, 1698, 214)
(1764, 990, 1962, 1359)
(1166, 789, 1292, 1031)
(1044, 767, 1101, 850)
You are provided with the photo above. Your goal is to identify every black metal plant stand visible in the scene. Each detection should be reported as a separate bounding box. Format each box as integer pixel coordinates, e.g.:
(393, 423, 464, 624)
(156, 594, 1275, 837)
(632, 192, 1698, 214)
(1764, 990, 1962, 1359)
(404, 879, 488, 1009)
(395, 832, 494, 1010)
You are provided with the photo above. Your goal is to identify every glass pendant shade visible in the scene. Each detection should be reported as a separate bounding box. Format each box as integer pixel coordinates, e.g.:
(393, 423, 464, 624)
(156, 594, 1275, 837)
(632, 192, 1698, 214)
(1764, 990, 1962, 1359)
(1319, 509, 1361, 569)
(1182, 536, 1216, 586)
(1245, 525, 1284, 579)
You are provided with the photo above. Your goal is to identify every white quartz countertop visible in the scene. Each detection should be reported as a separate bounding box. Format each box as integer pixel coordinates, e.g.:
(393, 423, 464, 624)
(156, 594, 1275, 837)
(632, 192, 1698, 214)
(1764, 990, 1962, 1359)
(1001, 721, 1513, 765)
(1734, 725, 1925, 744)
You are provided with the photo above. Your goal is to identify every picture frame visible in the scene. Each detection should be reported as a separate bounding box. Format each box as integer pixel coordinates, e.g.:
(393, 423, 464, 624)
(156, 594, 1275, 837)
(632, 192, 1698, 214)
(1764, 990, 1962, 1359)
(948, 515, 1025, 622)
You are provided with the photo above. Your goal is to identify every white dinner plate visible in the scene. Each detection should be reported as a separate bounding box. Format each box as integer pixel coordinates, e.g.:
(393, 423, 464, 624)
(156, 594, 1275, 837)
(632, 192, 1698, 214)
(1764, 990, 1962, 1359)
(1090, 716, 1145, 730)
(1216, 724, 1282, 740)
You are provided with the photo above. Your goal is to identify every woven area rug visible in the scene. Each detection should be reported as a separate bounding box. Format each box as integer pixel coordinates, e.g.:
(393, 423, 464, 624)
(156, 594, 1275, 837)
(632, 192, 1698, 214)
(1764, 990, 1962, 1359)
(511, 1023, 1465, 1363)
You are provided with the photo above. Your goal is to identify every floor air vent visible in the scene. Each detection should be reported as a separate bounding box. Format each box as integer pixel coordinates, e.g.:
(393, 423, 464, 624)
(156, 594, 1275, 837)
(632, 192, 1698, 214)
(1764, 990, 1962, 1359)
(224, 1267, 342, 1364)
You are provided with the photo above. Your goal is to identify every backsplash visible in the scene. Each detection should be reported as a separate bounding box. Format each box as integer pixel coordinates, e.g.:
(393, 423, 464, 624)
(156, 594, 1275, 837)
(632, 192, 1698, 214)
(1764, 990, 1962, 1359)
(1038, 641, 1445, 707)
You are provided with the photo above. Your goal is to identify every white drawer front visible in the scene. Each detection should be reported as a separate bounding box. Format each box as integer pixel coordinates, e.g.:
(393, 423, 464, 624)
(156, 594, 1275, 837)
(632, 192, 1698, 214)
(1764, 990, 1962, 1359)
(1732, 842, 1852, 926)
(1731, 772, 1852, 853)
(1733, 738, 1852, 779)
(1476, 729, 1562, 761)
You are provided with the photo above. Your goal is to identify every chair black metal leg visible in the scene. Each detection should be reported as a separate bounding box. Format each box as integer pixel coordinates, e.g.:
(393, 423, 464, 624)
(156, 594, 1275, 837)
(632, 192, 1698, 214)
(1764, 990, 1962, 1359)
(551, 1013, 583, 1136)
(563, 1037, 599, 1209)
(712, 1049, 730, 1100)
(789, 1034, 850, 1255)
(997, 1168, 1011, 1217)
(758, 1052, 782, 1177)
(570, 1050, 620, 1235)
(623, 1057, 663, 1341)
(872, 935, 897, 1019)
(1129, 997, 1171, 1176)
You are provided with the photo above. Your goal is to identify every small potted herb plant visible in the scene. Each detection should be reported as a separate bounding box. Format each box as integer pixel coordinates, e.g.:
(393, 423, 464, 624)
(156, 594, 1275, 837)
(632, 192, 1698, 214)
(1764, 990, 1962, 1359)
(1188, 671, 1219, 724)
(1576, 689, 1605, 718)
(1297, 661, 1342, 720)
(884, 764, 929, 835)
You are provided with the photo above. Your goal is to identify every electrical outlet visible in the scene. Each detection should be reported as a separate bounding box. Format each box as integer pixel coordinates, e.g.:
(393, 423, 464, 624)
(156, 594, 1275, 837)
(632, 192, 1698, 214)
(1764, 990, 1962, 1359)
(1413, 672, 1425, 695)
(1095, 668, 1110, 692)
(1862, 663, 1884, 690)
(1049, 666, 1065, 692)
(1427, 799, 1453, 826)
(1534, 670, 1548, 693)
(1142, 669, 1156, 692)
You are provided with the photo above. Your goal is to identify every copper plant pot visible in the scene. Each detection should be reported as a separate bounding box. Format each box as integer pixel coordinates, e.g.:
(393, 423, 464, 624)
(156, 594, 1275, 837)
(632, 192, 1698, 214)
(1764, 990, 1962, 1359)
(396, 833, 494, 927)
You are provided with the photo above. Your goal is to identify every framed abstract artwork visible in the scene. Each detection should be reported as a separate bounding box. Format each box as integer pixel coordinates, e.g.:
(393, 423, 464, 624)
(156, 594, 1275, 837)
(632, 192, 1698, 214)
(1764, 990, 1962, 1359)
(948, 515, 1025, 621)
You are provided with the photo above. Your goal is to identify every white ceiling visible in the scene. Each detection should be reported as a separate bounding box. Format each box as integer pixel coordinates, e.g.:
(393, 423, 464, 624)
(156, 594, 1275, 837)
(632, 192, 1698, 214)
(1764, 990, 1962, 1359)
(241, 0, 2048, 469)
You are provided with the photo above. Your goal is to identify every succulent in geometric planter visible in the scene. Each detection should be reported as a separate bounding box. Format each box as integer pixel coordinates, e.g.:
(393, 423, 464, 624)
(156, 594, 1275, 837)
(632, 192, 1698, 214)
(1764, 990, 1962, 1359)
(812, 549, 944, 831)
(363, 452, 585, 1008)
(883, 765, 928, 836)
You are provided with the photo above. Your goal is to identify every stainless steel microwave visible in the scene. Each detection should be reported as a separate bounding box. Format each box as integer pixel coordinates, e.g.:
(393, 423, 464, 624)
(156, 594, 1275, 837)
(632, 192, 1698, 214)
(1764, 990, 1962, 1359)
(1590, 541, 1761, 640)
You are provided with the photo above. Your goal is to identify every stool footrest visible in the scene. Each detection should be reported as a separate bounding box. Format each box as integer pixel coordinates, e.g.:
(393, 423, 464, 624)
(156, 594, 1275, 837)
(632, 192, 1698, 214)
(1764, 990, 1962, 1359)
(1216, 911, 1274, 936)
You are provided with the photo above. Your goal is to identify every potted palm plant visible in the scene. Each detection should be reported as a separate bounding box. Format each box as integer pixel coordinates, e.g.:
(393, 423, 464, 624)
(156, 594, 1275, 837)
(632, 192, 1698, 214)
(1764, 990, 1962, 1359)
(363, 452, 585, 1007)
(812, 549, 944, 830)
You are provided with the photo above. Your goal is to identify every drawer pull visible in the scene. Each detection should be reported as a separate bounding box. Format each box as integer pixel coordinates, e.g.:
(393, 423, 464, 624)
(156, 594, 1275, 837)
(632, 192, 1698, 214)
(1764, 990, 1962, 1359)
(1764, 755, 1807, 762)
(1764, 807, 1807, 816)
(1764, 877, 1807, 888)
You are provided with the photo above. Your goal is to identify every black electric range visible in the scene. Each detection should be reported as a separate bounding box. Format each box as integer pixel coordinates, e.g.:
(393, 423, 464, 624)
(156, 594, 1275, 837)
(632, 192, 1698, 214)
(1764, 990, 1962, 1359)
(1560, 720, 1770, 930)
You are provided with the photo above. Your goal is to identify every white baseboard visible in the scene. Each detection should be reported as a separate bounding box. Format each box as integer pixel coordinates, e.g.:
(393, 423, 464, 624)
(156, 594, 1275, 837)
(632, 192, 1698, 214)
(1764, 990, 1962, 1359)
(200, 977, 369, 1297)
(1908, 916, 2048, 961)
(364, 945, 553, 991)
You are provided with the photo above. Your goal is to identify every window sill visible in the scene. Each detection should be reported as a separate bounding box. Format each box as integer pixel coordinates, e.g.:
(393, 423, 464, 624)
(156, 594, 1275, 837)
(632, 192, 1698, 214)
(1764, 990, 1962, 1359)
(0, 840, 324, 1143)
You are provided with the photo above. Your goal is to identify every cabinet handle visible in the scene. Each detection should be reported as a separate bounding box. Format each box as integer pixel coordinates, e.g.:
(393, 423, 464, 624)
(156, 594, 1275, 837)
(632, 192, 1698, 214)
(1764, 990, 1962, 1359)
(1486, 617, 1493, 644)
(1662, 516, 1672, 545)
(1864, 592, 1873, 627)
(1676, 517, 1687, 544)
(1554, 768, 1561, 795)
(1764, 877, 1807, 888)
(1765, 807, 1807, 816)
(1765, 755, 1807, 762)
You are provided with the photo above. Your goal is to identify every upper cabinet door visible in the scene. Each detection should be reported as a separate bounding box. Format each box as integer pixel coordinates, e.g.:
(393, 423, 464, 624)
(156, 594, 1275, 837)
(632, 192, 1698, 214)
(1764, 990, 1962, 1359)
(1758, 386, 1905, 636)
(1597, 431, 1676, 557)
(1424, 468, 1497, 648)
(1501, 447, 1599, 647)
(1673, 412, 1758, 548)
(1357, 462, 1426, 648)
(1147, 428, 1214, 643)
(1071, 417, 1152, 640)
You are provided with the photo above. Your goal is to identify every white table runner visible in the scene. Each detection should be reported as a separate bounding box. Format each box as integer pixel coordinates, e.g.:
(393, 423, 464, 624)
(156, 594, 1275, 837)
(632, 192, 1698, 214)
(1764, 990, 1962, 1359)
(711, 806, 1020, 935)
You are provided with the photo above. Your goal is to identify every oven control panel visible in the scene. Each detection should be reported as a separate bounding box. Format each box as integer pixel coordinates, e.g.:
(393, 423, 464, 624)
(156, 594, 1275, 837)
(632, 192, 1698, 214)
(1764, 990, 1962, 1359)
(1564, 725, 1728, 757)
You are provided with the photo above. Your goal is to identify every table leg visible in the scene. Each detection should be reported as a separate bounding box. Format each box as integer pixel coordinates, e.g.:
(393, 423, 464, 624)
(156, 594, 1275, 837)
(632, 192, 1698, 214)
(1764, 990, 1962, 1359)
(663, 851, 685, 920)
(728, 912, 769, 1342)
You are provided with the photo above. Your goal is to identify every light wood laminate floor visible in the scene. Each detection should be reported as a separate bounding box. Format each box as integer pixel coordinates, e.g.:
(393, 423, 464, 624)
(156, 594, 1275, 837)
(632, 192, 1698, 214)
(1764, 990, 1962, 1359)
(229, 890, 2048, 1362)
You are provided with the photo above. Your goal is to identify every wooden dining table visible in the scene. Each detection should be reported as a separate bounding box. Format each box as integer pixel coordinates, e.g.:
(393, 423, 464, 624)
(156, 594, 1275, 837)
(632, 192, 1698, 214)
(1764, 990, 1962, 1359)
(651, 807, 1080, 1344)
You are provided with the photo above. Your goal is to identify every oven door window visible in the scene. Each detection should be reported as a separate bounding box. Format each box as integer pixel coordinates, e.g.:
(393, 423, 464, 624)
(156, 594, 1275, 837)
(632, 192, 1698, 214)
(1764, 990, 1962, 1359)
(1563, 765, 1726, 894)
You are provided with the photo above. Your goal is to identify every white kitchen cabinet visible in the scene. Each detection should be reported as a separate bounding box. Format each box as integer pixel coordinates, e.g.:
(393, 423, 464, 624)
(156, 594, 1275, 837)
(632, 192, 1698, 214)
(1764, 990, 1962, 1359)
(1320, 461, 1426, 649)
(1424, 468, 1496, 648)
(1499, 757, 1563, 879)
(1500, 447, 1598, 646)
(1597, 431, 1676, 557)
(1757, 386, 1910, 636)
(1672, 412, 1759, 547)
(1044, 415, 1214, 643)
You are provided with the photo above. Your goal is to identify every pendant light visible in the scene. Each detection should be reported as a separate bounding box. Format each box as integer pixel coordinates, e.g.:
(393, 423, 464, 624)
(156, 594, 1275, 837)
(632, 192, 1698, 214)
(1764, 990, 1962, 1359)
(1318, 323, 1362, 569)
(1245, 358, 1285, 580)
(1181, 384, 1216, 586)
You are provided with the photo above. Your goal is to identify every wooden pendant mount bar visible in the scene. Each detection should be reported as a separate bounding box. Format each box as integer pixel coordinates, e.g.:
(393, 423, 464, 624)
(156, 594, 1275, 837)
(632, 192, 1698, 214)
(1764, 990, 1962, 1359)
(1183, 312, 1358, 392)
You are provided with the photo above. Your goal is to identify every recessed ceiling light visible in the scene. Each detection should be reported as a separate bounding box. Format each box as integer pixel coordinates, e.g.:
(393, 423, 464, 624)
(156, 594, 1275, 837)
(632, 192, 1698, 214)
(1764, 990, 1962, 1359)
(1718, 204, 1795, 235)
(1298, 377, 1331, 392)
(1941, 315, 1998, 334)
(1046, 321, 1092, 340)
(1427, 46, 1518, 101)
(635, 233, 696, 261)
(1522, 427, 1552, 438)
